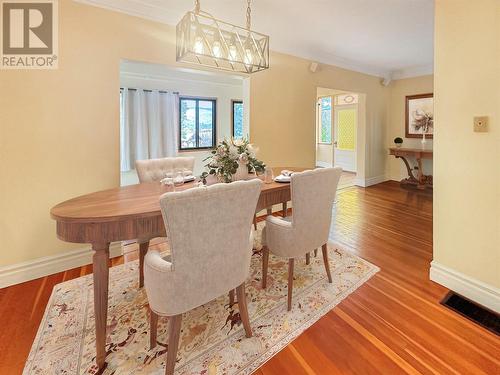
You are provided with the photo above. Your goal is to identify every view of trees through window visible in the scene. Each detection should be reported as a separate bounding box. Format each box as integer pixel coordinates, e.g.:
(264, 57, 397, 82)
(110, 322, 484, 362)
(319, 97, 332, 143)
(180, 98, 216, 149)
(232, 101, 243, 139)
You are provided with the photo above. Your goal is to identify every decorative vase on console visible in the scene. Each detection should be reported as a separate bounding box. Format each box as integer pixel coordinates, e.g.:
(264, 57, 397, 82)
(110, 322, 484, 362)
(421, 132, 427, 149)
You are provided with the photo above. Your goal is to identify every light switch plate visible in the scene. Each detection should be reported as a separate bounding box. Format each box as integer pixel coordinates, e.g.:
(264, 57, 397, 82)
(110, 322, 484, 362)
(474, 116, 489, 132)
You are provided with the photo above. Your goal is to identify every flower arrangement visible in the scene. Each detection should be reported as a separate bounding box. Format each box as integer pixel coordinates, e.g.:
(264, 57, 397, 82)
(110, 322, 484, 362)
(201, 138, 266, 183)
(412, 109, 433, 134)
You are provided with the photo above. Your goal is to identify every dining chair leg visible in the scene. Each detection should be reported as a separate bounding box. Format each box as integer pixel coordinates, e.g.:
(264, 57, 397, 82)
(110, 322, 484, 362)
(165, 314, 182, 375)
(150, 308, 158, 350)
(229, 289, 235, 306)
(306, 252, 310, 265)
(282, 202, 287, 217)
(253, 214, 258, 230)
(138, 239, 150, 288)
(262, 246, 269, 289)
(314, 248, 318, 257)
(287, 258, 294, 311)
(322, 244, 333, 283)
(236, 283, 253, 338)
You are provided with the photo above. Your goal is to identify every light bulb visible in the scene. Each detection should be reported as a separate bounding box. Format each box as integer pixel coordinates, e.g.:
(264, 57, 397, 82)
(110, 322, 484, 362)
(244, 48, 253, 65)
(193, 36, 204, 54)
(228, 45, 238, 61)
(212, 41, 222, 58)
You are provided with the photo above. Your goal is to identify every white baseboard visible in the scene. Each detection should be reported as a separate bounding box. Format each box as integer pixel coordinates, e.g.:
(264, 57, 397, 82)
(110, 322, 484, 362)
(0, 243, 123, 289)
(315, 161, 331, 168)
(354, 175, 388, 187)
(430, 261, 500, 313)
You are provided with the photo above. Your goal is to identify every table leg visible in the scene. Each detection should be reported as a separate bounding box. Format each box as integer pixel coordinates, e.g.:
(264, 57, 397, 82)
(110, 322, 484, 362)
(138, 239, 150, 288)
(417, 158, 425, 190)
(92, 243, 110, 370)
(282, 202, 287, 217)
(266, 207, 272, 216)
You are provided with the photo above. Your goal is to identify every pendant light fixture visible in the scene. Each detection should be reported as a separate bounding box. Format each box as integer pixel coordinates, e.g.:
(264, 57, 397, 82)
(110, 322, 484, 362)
(176, 0, 270, 74)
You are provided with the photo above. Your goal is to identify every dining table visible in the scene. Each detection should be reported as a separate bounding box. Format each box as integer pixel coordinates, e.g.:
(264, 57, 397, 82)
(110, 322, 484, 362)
(50, 168, 300, 370)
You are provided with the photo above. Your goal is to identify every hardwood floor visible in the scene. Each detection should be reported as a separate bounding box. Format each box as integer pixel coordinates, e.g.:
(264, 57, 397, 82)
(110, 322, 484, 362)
(337, 171, 356, 190)
(1, 181, 498, 374)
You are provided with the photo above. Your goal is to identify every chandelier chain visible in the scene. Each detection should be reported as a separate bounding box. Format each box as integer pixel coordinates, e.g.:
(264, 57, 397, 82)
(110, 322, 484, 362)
(246, 0, 251, 29)
(194, 0, 200, 13)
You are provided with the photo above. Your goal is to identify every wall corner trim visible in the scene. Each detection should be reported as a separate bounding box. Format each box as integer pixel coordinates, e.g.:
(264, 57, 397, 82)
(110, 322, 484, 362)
(354, 175, 388, 188)
(430, 261, 500, 313)
(0, 243, 123, 289)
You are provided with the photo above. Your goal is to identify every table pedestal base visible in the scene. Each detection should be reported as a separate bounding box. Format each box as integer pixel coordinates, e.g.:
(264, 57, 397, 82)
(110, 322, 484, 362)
(395, 155, 433, 190)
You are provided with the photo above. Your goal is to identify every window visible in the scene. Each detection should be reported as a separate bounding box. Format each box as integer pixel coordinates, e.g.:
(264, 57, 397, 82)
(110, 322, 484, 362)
(179, 97, 216, 150)
(232, 100, 244, 139)
(318, 96, 332, 144)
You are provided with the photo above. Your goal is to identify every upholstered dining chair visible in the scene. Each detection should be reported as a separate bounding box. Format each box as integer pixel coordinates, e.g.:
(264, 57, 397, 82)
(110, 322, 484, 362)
(261, 167, 342, 311)
(133, 156, 196, 287)
(135, 156, 195, 183)
(144, 179, 262, 375)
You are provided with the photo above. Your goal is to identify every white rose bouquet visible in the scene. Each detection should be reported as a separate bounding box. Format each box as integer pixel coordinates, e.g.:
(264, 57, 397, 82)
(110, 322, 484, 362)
(201, 138, 266, 183)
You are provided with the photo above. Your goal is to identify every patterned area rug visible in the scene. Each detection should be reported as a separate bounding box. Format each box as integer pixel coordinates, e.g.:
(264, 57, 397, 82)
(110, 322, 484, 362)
(24, 224, 378, 374)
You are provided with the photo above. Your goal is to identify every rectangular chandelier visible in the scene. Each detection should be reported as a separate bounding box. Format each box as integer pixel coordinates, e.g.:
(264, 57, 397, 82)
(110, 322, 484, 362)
(176, 11, 270, 74)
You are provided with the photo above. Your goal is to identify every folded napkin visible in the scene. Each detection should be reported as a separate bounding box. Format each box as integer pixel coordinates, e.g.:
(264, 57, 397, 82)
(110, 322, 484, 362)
(281, 170, 294, 177)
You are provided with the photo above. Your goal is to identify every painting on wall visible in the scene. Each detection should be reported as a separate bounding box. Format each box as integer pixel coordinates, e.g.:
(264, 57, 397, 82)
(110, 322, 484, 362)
(405, 93, 434, 138)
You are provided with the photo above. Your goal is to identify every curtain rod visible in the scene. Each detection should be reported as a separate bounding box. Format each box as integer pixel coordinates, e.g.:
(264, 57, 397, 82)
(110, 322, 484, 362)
(120, 87, 179, 94)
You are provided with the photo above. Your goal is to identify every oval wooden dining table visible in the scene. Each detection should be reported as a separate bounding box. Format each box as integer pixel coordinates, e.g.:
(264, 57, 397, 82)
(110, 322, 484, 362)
(50, 170, 297, 370)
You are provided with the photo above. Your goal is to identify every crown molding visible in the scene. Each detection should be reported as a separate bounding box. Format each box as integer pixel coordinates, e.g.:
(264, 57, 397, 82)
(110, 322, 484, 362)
(391, 63, 434, 80)
(73, 0, 177, 24)
(74, 0, 433, 80)
(273, 47, 392, 78)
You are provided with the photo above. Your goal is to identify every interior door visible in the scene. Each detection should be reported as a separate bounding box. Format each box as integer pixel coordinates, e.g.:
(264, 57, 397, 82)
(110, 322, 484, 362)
(333, 105, 357, 172)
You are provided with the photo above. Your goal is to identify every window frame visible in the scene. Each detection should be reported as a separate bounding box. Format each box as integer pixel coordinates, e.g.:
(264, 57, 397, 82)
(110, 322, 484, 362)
(231, 99, 244, 139)
(178, 96, 217, 151)
(317, 95, 333, 145)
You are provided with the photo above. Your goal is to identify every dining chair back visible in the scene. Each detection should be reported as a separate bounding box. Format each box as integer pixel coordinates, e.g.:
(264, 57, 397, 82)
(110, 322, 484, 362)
(261, 167, 342, 310)
(289, 167, 343, 254)
(144, 179, 262, 375)
(135, 156, 195, 182)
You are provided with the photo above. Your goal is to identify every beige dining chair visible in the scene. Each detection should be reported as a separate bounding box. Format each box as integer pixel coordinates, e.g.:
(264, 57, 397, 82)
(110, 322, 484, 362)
(144, 179, 262, 375)
(133, 156, 196, 287)
(261, 167, 342, 311)
(135, 156, 195, 183)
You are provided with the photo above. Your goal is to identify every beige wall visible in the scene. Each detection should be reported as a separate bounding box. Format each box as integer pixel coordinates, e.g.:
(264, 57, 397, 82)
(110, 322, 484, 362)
(433, 0, 500, 290)
(250, 53, 389, 182)
(0, 2, 176, 267)
(387, 75, 434, 181)
(0, 1, 390, 268)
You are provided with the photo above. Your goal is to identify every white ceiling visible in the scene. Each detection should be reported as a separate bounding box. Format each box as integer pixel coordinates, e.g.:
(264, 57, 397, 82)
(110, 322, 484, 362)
(77, 0, 434, 79)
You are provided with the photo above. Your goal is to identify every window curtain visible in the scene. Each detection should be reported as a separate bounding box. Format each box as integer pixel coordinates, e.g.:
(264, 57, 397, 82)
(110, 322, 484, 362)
(120, 89, 179, 172)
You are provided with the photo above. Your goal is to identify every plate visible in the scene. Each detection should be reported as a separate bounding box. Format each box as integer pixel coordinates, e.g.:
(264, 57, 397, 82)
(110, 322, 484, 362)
(274, 175, 291, 183)
(184, 175, 196, 182)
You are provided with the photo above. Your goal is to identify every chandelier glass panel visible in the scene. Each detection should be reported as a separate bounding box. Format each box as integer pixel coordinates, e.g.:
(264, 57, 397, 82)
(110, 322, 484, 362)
(176, 0, 269, 74)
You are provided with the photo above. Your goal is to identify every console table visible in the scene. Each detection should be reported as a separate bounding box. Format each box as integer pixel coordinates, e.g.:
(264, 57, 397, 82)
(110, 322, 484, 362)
(389, 147, 433, 189)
